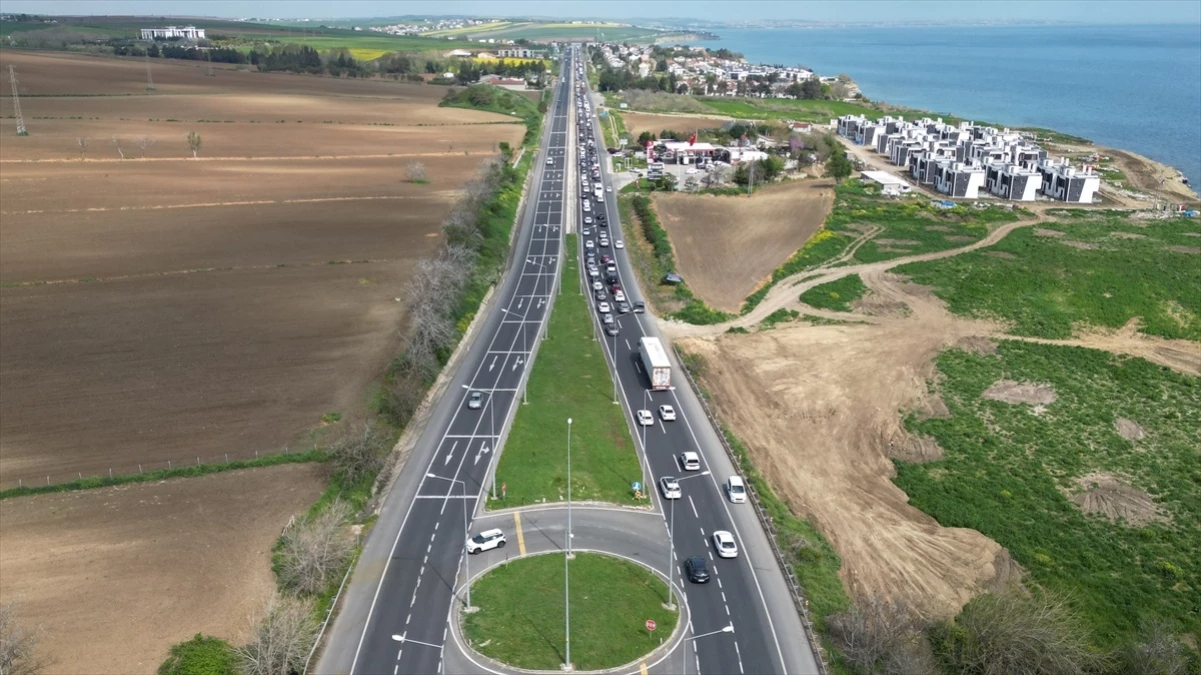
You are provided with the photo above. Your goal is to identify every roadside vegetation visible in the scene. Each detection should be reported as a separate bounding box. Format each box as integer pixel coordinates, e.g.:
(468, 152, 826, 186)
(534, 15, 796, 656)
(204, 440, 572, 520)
(491, 235, 643, 507)
(896, 212, 1201, 340)
(897, 340, 1201, 660)
(799, 274, 868, 312)
(463, 552, 679, 670)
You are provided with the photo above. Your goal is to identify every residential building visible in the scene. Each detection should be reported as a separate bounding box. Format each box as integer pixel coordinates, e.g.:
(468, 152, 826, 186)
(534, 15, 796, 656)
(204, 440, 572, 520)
(140, 25, 205, 40)
(498, 48, 536, 58)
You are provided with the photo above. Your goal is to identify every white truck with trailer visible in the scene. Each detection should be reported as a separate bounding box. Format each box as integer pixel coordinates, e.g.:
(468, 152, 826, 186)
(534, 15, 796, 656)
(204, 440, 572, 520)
(639, 337, 672, 391)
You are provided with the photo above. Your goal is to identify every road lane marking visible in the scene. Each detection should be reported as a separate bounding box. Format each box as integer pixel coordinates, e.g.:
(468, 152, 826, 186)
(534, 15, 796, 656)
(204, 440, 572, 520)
(514, 512, 527, 556)
(688, 495, 699, 518)
(640, 662, 648, 675)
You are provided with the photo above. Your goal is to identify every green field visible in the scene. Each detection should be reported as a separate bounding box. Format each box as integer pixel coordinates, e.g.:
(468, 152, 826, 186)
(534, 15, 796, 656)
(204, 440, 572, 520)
(799, 274, 868, 312)
(897, 340, 1201, 648)
(463, 552, 678, 670)
(700, 97, 878, 123)
(896, 212, 1201, 340)
(490, 234, 643, 508)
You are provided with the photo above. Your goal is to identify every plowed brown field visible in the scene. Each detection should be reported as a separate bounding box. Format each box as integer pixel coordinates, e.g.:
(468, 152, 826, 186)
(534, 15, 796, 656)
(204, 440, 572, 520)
(0, 50, 524, 484)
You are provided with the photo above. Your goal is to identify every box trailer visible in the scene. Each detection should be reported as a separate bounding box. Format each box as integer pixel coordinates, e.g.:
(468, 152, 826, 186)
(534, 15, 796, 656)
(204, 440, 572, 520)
(639, 337, 672, 390)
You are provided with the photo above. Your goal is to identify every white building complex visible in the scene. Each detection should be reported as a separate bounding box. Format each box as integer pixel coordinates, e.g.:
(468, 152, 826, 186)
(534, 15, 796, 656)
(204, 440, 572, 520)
(835, 114, 1100, 203)
(140, 26, 206, 40)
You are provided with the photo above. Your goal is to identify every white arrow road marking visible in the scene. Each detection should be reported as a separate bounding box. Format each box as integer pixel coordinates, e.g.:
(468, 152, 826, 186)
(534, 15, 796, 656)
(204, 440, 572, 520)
(489, 355, 498, 372)
(475, 444, 491, 465)
(512, 356, 524, 371)
(444, 441, 458, 466)
(517, 298, 524, 309)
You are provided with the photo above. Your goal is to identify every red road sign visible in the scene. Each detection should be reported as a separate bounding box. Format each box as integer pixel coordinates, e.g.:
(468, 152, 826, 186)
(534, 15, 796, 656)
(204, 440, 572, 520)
(645, 619, 656, 632)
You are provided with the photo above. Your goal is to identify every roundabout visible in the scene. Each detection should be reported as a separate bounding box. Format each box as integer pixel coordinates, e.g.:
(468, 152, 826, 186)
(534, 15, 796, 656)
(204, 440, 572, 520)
(455, 549, 687, 673)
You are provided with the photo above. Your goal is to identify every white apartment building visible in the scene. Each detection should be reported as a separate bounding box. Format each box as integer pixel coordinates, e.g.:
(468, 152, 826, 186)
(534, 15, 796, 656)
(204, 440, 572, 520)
(140, 25, 205, 40)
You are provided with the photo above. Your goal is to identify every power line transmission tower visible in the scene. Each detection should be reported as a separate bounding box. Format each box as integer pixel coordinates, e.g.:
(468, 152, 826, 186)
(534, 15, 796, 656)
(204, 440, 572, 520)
(145, 53, 155, 91)
(8, 65, 27, 136)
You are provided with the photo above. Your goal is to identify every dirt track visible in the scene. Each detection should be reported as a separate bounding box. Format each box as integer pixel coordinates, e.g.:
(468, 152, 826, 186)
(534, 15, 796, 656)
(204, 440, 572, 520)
(673, 208, 1199, 620)
(0, 464, 325, 674)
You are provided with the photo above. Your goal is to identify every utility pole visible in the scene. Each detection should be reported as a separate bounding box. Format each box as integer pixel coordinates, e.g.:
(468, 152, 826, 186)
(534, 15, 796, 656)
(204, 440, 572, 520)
(567, 418, 573, 559)
(665, 496, 677, 610)
(145, 53, 155, 91)
(8, 66, 27, 136)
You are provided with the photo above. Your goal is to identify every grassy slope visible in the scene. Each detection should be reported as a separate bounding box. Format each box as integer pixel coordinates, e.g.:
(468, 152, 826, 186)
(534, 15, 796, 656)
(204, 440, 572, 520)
(897, 341, 1201, 646)
(700, 97, 878, 123)
(491, 234, 643, 507)
(799, 274, 867, 312)
(463, 552, 678, 670)
(895, 213, 1201, 340)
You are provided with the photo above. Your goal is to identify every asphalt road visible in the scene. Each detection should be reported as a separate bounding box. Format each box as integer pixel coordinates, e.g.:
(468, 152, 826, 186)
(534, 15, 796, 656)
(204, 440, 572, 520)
(317, 55, 574, 675)
(570, 52, 823, 675)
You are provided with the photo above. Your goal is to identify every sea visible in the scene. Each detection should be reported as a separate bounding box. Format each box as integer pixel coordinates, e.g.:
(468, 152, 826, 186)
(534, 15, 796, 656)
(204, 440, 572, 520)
(692, 24, 1201, 184)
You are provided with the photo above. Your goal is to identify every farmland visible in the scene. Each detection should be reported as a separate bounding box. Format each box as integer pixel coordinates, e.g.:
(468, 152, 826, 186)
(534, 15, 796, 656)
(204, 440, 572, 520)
(0, 49, 524, 485)
(619, 111, 733, 140)
(649, 181, 835, 312)
(0, 463, 326, 673)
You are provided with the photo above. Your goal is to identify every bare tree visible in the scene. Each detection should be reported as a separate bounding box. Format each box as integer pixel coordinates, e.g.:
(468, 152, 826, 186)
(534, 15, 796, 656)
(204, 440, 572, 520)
(404, 161, 427, 183)
(931, 587, 1106, 675)
(234, 592, 318, 675)
(330, 422, 389, 487)
(76, 136, 90, 159)
(110, 136, 124, 159)
(134, 136, 155, 158)
(0, 602, 49, 675)
(186, 131, 202, 158)
(277, 500, 354, 595)
(829, 596, 935, 675)
(1118, 618, 1190, 675)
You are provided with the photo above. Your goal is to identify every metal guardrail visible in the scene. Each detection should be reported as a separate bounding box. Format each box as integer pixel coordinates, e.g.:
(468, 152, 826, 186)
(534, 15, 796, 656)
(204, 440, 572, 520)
(672, 345, 831, 675)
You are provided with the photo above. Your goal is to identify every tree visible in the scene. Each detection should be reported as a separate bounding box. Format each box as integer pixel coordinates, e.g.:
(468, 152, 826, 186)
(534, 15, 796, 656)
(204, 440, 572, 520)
(828, 596, 936, 675)
(800, 77, 823, 100)
(405, 161, 428, 183)
(758, 155, 786, 182)
(654, 57, 668, 72)
(827, 151, 854, 182)
(134, 136, 155, 158)
(76, 136, 90, 159)
(0, 602, 49, 675)
(637, 131, 656, 146)
(277, 499, 354, 595)
(235, 593, 318, 675)
(928, 588, 1107, 675)
(186, 131, 201, 158)
(1116, 618, 1192, 675)
(330, 422, 389, 488)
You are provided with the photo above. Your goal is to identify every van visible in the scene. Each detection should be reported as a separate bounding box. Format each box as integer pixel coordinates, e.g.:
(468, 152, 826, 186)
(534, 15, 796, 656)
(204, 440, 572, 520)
(726, 476, 747, 503)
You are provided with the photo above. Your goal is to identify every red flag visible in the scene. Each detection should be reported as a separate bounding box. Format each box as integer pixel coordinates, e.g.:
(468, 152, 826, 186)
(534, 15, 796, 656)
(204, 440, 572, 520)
(688, 131, 697, 146)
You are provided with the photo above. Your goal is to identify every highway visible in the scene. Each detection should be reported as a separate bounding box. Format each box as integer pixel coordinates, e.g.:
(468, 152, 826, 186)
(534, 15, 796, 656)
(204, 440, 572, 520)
(317, 53, 573, 675)
(570, 48, 823, 674)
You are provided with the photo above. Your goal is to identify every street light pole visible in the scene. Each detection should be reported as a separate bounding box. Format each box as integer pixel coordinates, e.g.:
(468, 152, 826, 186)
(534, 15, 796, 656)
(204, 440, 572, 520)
(426, 473, 474, 612)
(567, 417, 573, 559)
(665, 494, 676, 610)
(612, 328, 619, 405)
(490, 392, 497, 500)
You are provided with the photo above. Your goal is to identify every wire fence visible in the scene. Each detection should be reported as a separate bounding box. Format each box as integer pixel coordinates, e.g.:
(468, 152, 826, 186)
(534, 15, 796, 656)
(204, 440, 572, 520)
(674, 345, 831, 675)
(0, 445, 313, 493)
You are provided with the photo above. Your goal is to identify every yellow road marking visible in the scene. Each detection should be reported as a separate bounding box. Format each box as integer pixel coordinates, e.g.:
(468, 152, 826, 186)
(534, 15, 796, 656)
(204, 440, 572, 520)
(640, 662, 648, 675)
(514, 512, 527, 556)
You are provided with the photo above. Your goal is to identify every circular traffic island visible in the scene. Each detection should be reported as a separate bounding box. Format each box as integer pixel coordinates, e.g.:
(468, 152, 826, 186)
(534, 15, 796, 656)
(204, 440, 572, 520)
(462, 552, 680, 671)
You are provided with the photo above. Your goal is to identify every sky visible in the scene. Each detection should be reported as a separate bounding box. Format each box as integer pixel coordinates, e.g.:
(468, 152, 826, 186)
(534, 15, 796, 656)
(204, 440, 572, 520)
(4, 0, 1200, 24)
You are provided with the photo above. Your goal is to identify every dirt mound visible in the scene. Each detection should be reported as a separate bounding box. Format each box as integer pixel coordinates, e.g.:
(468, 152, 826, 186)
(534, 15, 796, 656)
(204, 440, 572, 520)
(983, 251, 1018, 260)
(925, 225, 956, 233)
(1166, 246, 1201, 254)
(955, 336, 999, 355)
(1060, 240, 1102, 250)
(1034, 228, 1066, 238)
(945, 235, 976, 243)
(914, 394, 953, 421)
(891, 433, 945, 463)
(852, 293, 909, 318)
(981, 380, 1057, 407)
(876, 238, 921, 245)
(1068, 472, 1168, 526)
(876, 246, 911, 253)
(1115, 417, 1147, 441)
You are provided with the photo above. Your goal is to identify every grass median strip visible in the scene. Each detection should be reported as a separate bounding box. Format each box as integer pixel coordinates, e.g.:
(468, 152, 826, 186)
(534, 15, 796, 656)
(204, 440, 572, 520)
(463, 552, 678, 670)
(491, 234, 643, 507)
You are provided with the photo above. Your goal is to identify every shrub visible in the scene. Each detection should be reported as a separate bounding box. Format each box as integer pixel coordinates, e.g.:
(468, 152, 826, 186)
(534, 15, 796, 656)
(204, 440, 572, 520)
(158, 634, 237, 675)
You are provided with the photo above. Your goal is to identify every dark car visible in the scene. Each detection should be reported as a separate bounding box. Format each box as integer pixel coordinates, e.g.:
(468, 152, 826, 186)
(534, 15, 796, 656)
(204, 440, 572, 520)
(617, 301, 632, 314)
(633, 300, 646, 313)
(601, 255, 612, 265)
(605, 323, 620, 336)
(684, 556, 711, 583)
(594, 289, 607, 301)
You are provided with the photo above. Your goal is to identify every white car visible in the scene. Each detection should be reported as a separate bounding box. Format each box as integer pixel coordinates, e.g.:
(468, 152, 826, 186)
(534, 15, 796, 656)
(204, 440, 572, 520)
(685, 167, 698, 174)
(679, 451, 701, 471)
(466, 529, 506, 554)
(597, 301, 611, 314)
(726, 476, 747, 504)
(592, 281, 603, 291)
(584, 216, 593, 224)
(659, 405, 676, 421)
(712, 531, 738, 558)
(606, 186, 613, 192)
(636, 409, 654, 426)
(588, 267, 599, 278)
(659, 476, 681, 500)
(615, 240, 624, 249)
(585, 240, 595, 249)
(613, 290, 626, 303)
